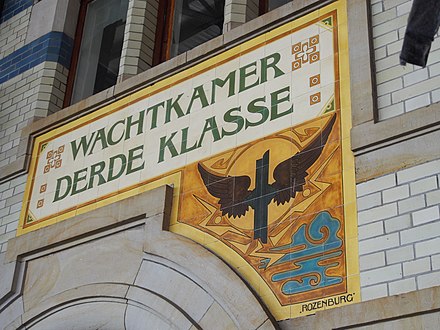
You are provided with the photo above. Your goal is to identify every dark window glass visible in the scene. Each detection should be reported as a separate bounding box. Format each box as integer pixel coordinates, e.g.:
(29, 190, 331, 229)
(259, 0, 290, 15)
(154, 0, 225, 64)
(268, 0, 289, 11)
(70, 0, 128, 104)
(170, 0, 225, 57)
(94, 19, 126, 94)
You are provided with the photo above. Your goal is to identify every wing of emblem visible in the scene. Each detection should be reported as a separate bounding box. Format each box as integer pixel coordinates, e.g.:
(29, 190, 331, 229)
(271, 114, 337, 205)
(198, 163, 252, 218)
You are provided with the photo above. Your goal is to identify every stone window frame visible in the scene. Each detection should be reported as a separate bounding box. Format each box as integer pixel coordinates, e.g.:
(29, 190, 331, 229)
(63, 0, 90, 107)
(1, 0, 439, 184)
(152, 0, 170, 65)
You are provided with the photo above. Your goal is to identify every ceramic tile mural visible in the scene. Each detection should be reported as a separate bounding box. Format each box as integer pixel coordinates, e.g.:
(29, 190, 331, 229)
(19, 1, 358, 320)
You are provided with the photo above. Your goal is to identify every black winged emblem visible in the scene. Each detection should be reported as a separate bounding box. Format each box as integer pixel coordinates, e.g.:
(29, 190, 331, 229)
(198, 114, 336, 243)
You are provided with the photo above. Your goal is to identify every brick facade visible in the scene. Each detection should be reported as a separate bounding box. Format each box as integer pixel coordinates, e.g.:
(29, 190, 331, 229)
(0, 32, 73, 84)
(0, 0, 440, 327)
(118, 0, 159, 79)
(358, 159, 440, 300)
(0, 8, 31, 59)
(0, 174, 27, 252)
(0, 0, 33, 24)
(372, 0, 440, 120)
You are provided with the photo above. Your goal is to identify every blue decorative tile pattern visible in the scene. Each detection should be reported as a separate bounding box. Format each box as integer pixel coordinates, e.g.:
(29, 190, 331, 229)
(0, 0, 33, 23)
(0, 32, 73, 84)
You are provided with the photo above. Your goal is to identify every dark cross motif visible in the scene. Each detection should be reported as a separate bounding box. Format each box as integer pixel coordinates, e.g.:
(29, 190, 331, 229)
(247, 150, 271, 243)
(198, 115, 336, 244)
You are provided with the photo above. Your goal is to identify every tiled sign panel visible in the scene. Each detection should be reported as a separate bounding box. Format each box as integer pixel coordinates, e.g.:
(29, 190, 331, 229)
(20, 1, 358, 320)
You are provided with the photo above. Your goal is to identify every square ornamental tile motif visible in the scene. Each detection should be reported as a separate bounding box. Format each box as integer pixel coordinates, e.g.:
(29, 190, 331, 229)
(19, 1, 359, 320)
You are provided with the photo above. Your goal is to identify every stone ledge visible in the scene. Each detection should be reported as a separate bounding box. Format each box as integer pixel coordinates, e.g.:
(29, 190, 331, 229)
(5, 185, 173, 263)
(280, 285, 440, 329)
(22, 284, 130, 326)
(351, 102, 440, 155)
(0, 155, 29, 184)
(354, 129, 440, 182)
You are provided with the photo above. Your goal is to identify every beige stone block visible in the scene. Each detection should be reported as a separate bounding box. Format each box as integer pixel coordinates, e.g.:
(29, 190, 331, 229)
(187, 35, 224, 62)
(223, 0, 302, 41)
(22, 282, 129, 323)
(22, 227, 143, 312)
(70, 85, 115, 114)
(129, 7, 148, 18)
(280, 286, 440, 329)
(421, 311, 440, 329)
(133, 0, 149, 10)
(121, 47, 142, 59)
(119, 184, 172, 220)
(119, 65, 140, 76)
(143, 221, 275, 329)
(0, 155, 27, 182)
(0, 253, 20, 302)
(257, 318, 276, 330)
(29, 300, 127, 330)
(5, 187, 170, 263)
(134, 259, 214, 322)
(228, 12, 246, 24)
(198, 302, 238, 330)
(126, 286, 193, 329)
(125, 303, 176, 330)
(352, 103, 440, 182)
(4, 316, 23, 330)
(367, 313, 438, 330)
(0, 297, 23, 330)
(113, 52, 187, 98)
(2, 185, 274, 329)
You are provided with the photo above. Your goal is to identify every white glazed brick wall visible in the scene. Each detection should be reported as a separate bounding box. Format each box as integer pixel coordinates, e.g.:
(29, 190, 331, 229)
(119, 0, 159, 77)
(0, 62, 68, 168)
(357, 158, 440, 301)
(224, 0, 259, 31)
(0, 8, 31, 58)
(372, 0, 440, 121)
(0, 174, 27, 253)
